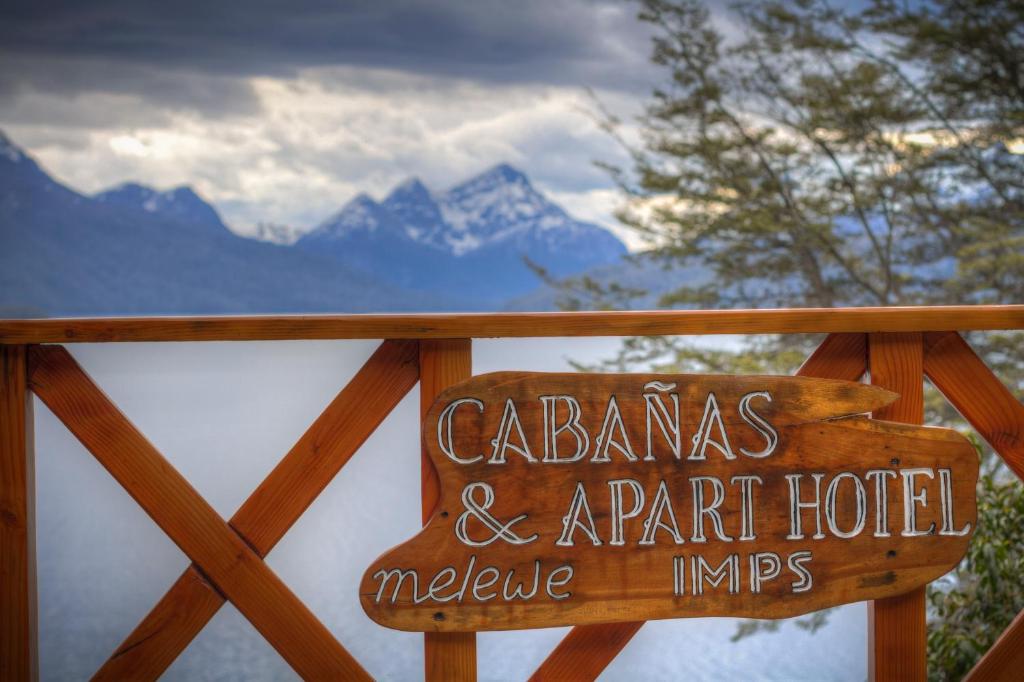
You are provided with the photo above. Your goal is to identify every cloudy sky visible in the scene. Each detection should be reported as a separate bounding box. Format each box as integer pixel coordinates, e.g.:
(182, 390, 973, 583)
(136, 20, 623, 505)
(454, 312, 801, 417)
(0, 0, 664, 241)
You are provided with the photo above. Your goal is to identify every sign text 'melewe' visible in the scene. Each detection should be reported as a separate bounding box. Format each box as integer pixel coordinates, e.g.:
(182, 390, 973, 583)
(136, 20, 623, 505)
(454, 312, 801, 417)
(360, 373, 977, 632)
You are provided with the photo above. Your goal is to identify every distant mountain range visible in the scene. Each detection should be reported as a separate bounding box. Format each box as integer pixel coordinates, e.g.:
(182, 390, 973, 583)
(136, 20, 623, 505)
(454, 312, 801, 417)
(94, 182, 233, 234)
(0, 130, 629, 317)
(298, 165, 625, 306)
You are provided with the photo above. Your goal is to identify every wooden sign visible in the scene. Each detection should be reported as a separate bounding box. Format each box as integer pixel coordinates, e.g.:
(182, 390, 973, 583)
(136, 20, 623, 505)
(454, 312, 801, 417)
(360, 373, 977, 632)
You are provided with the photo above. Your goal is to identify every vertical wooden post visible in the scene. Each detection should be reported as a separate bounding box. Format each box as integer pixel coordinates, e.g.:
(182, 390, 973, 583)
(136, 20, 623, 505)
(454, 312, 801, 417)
(868, 332, 926, 682)
(1, 345, 37, 681)
(419, 339, 476, 682)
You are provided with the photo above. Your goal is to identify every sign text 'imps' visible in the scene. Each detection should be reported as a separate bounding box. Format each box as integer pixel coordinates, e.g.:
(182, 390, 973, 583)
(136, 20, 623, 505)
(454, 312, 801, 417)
(360, 373, 977, 632)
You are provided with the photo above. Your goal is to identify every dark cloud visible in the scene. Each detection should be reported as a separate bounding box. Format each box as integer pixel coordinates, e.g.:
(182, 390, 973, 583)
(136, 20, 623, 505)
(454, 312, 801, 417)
(0, 0, 660, 228)
(0, 0, 657, 98)
(0, 54, 263, 126)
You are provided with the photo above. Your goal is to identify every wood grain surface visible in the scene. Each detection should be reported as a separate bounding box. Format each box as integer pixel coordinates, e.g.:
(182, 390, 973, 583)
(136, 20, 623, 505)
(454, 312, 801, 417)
(1, 305, 1021, 343)
(531, 333, 870, 681)
(362, 371, 976, 632)
(528, 621, 644, 682)
(0, 346, 37, 681)
(922, 332, 1024, 682)
(924, 332, 1024, 480)
(868, 332, 926, 682)
(2, 317, 1013, 679)
(93, 339, 418, 680)
(965, 606, 1024, 682)
(420, 340, 477, 682)
(29, 346, 372, 681)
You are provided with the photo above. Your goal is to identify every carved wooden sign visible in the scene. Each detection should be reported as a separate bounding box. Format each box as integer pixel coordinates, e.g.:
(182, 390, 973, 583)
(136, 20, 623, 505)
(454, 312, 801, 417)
(360, 373, 977, 632)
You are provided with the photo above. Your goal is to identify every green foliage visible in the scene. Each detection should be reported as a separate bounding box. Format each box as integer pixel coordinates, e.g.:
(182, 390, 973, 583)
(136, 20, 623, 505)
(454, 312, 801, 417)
(569, 332, 817, 374)
(724, 460, 1024, 682)
(525, 257, 648, 312)
(555, 0, 1024, 405)
(927, 470, 1024, 680)
(609, 0, 1023, 311)
(553, 0, 1024, 675)
(730, 605, 829, 643)
(581, 0, 1024, 300)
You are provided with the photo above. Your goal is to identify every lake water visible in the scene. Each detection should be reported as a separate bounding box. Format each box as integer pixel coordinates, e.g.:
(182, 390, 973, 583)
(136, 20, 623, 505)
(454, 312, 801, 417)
(34, 338, 866, 680)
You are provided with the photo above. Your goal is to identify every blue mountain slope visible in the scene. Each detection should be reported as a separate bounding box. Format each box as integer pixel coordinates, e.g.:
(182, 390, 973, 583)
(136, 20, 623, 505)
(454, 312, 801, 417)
(0, 131, 447, 317)
(95, 182, 232, 234)
(297, 164, 627, 306)
(0, 129, 630, 316)
(382, 178, 448, 242)
(504, 252, 714, 311)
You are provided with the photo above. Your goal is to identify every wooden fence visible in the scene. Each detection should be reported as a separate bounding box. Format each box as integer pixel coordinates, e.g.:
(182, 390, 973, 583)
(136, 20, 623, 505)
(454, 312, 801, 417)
(2, 305, 1023, 681)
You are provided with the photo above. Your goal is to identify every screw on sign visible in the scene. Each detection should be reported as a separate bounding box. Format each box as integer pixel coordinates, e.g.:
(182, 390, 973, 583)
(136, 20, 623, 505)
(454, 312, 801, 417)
(360, 372, 977, 632)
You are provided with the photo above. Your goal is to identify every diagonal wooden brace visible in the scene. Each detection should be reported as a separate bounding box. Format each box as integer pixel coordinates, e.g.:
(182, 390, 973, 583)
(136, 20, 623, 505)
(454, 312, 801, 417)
(923, 331, 1024, 480)
(30, 343, 418, 680)
(529, 333, 869, 681)
(92, 339, 419, 680)
(922, 332, 1024, 681)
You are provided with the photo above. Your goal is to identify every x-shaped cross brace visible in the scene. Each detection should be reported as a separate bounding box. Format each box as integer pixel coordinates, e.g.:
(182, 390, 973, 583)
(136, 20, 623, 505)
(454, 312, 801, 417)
(29, 341, 420, 680)
(30, 333, 1024, 681)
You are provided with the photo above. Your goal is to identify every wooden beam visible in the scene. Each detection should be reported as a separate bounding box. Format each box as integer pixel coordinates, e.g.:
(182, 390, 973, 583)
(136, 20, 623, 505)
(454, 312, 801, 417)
(529, 622, 644, 682)
(420, 339, 476, 682)
(1, 305, 1022, 344)
(922, 332, 1024, 681)
(236, 339, 419, 552)
(93, 339, 417, 680)
(529, 333, 869, 681)
(95, 568, 225, 682)
(965, 606, 1024, 682)
(29, 346, 370, 681)
(0, 345, 37, 681)
(923, 331, 1024, 480)
(797, 332, 868, 382)
(868, 333, 926, 682)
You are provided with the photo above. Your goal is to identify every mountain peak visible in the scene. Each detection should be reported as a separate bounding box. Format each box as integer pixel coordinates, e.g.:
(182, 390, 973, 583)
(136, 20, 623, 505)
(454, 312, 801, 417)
(381, 178, 446, 245)
(437, 162, 556, 251)
(0, 130, 76, 200)
(303, 162, 625, 267)
(389, 177, 430, 197)
(166, 185, 202, 202)
(310, 192, 402, 239)
(473, 163, 530, 187)
(94, 182, 229, 233)
(490, 163, 528, 180)
(96, 182, 156, 204)
(347, 192, 379, 209)
(444, 163, 536, 206)
(0, 129, 25, 163)
(334, 192, 386, 221)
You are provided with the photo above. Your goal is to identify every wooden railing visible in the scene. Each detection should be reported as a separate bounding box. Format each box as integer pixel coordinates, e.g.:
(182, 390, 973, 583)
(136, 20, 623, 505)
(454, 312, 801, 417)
(1, 305, 1022, 681)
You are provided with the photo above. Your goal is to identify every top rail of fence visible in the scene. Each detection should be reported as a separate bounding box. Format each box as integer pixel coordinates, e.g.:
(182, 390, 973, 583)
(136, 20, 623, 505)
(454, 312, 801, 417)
(0, 305, 1022, 344)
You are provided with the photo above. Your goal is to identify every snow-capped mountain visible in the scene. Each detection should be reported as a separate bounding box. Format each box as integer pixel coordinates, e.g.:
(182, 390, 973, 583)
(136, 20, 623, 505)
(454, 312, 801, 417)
(95, 182, 230, 234)
(298, 164, 626, 304)
(1, 128, 628, 315)
(315, 193, 410, 240)
(0, 130, 445, 316)
(382, 178, 449, 247)
(0, 130, 25, 164)
(0, 129, 80, 206)
(439, 164, 575, 252)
